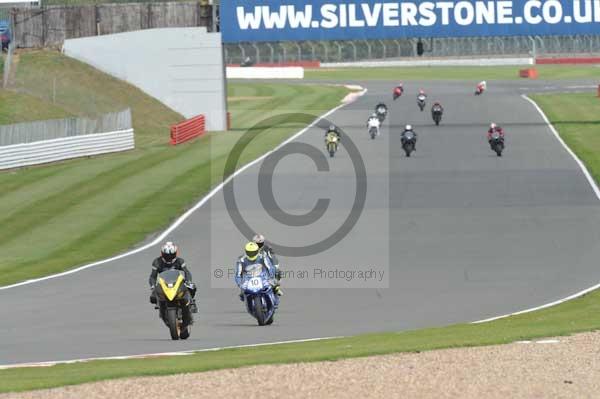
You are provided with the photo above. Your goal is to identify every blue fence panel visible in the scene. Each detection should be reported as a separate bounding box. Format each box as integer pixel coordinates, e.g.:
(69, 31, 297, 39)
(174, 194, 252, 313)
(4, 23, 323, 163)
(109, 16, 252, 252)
(221, 0, 600, 43)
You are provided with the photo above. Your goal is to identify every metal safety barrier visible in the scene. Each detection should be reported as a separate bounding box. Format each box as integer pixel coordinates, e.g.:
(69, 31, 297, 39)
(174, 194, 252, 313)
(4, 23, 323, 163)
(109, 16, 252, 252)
(0, 129, 135, 170)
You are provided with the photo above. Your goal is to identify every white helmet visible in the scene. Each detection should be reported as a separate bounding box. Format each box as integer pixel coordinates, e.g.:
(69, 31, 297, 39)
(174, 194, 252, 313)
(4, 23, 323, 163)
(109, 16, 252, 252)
(405, 124, 413, 131)
(161, 241, 178, 263)
(490, 123, 497, 130)
(252, 233, 265, 249)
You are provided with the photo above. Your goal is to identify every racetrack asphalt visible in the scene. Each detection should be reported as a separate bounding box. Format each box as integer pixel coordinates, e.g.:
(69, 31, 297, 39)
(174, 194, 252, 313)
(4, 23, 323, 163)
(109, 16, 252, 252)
(1, 79, 599, 365)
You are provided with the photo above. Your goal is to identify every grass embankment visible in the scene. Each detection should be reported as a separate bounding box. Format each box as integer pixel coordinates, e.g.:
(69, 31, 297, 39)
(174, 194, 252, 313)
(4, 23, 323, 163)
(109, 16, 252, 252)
(0, 91, 70, 124)
(306, 65, 600, 81)
(0, 50, 350, 286)
(1, 91, 600, 393)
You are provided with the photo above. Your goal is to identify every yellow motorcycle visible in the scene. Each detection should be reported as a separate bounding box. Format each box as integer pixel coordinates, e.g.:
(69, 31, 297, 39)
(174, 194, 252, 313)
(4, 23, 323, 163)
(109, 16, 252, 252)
(155, 269, 194, 340)
(325, 132, 339, 158)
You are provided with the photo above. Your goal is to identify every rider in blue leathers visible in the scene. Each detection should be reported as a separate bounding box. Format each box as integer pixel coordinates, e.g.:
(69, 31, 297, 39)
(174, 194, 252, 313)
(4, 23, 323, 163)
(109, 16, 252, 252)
(235, 242, 278, 301)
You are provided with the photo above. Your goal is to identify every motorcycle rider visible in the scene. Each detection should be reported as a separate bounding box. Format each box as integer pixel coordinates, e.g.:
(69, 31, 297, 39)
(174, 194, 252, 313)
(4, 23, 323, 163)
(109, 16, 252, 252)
(401, 124, 418, 150)
(487, 122, 505, 148)
(476, 80, 487, 94)
(394, 83, 404, 97)
(235, 242, 280, 301)
(324, 124, 341, 141)
(149, 241, 197, 312)
(417, 89, 427, 111)
(367, 113, 381, 136)
(253, 233, 283, 296)
(431, 102, 444, 119)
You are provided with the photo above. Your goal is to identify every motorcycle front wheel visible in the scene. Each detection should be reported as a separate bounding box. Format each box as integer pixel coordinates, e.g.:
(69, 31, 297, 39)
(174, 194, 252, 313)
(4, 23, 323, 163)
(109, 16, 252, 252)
(253, 296, 267, 326)
(166, 308, 179, 340)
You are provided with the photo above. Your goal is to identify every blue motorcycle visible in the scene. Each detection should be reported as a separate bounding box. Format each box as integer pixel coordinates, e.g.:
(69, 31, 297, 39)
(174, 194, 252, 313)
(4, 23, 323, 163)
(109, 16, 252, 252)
(241, 266, 279, 326)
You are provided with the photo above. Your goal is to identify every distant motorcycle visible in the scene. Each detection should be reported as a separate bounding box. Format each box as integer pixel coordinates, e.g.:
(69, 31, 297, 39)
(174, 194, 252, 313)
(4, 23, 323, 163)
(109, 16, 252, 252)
(431, 108, 443, 126)
(417, 94, 427, 112)
(241, 267, 279, 326)
(369, 126, 378, 140)
(490, 132, 504, 157)
(375, 103, 388, 123)
(154, 269, 194, 340)
(326, 132, 339, 157)
(401, 130, 417, 157)
(393, 86, 403, 100)
(475, 80, 487, 95)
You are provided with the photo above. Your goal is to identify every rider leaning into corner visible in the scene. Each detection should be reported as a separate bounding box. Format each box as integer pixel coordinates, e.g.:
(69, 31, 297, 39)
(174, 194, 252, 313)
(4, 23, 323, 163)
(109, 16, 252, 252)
(394, 83, 404, 95)
(149, 241, 197, 312)
(367, 113, 381, 135)
(235, 242, 281, 301)
(476, 80, 487, 94)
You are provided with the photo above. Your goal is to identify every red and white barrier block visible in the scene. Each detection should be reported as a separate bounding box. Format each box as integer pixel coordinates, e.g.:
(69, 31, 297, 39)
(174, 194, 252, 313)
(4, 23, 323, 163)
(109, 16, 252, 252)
(170, 115, 205, 145)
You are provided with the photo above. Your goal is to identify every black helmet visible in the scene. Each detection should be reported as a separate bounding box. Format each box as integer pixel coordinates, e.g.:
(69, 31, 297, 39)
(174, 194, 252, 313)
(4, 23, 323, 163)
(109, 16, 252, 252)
(161, 241, 178, 263)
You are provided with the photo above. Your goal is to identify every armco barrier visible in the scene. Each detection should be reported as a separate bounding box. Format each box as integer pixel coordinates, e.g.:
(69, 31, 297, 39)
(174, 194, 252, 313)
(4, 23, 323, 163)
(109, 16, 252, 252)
(322, 57, 533, 68)
(536, 57, 600, 65)
(170, 115, 205, 145)
(227, 61, 320, 68)
(0, 129, 135, 170)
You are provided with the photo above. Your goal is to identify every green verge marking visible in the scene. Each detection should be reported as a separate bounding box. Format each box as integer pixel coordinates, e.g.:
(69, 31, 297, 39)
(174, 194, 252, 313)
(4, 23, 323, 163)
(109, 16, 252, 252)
(305, 65, 600, 81)
(530, 92, 600, 186)
(1, 93, 600, 394)
(0, 51, 350, 286)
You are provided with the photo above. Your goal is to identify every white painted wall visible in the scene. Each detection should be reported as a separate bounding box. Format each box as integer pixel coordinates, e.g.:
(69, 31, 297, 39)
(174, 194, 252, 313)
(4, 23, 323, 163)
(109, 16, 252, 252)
(226, 67, 304, 79)
(63, 28, 227, 131)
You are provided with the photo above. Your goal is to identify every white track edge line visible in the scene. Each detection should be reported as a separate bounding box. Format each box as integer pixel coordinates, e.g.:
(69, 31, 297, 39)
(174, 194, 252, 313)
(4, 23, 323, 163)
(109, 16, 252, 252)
(472, 94, 600, 324)
(0, 336, 345, 369)
(0, 87, 367, 292)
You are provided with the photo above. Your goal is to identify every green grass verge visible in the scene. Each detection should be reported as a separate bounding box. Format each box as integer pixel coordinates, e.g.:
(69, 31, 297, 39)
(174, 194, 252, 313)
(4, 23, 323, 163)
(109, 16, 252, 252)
(3, 279, 600, 393)
(0, 50, 350, 287)
(305, 65, 600, 81)
(530, 92, 600, 185)
(1, 91, 600, 394)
